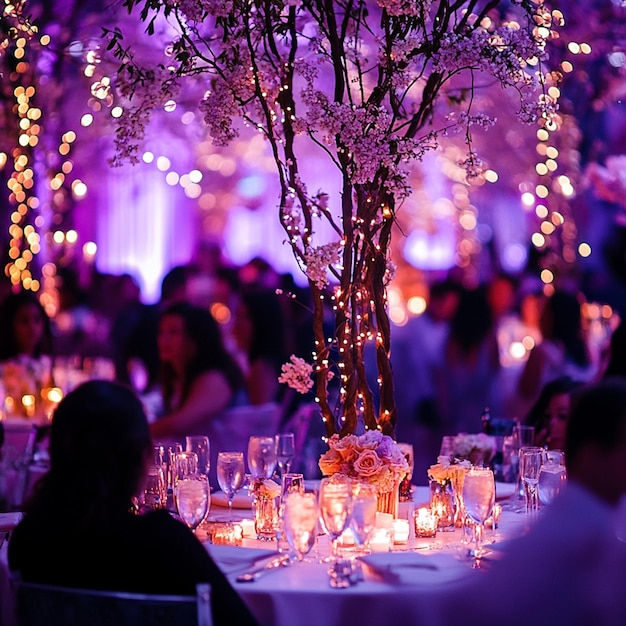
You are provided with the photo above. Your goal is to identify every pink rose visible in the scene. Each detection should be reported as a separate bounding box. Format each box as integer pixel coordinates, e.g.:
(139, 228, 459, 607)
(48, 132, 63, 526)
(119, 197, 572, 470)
(333, 435, 359, 462)
(353, 449, 383, 478)
(319, 448, 344, 475)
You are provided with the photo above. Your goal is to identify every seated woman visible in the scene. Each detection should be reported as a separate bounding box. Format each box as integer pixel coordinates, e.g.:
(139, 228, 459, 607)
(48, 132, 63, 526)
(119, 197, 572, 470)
(0, 291, 55, 401)
(150, 302, 246, 440)
(7, 380, 259, 626)
(524, 375, 582, 450)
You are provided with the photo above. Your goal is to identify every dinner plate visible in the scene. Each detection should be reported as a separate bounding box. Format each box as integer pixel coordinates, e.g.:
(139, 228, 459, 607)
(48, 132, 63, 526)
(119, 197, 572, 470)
(211, 490, 254, 509)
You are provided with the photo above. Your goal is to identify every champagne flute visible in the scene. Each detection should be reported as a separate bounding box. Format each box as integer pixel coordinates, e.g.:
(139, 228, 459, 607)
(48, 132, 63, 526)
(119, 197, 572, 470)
(247, 436, 277, 480)
(283, 492, 318, 562)
(519, 446, 544, 517)
(275, 433, 295, 478)
(174, 473, 210, 532)
(318, 478, 353, 588)
(216, 451, 245, 521)
(462, 466, 495, 567)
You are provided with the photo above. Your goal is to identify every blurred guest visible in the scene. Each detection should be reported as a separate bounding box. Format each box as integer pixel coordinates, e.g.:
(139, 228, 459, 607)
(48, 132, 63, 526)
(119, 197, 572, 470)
(150, 302, 246, 440)
(524, 375, 583, 449)
(232, 289, 289, 405)
(517, 289, 594, 417)
(441, 378, 626, 626)
(0, 291, 54, 395)
(7, 380, 259, 626)
(435, 284, 500, 434)
(600, 320, 626, 380)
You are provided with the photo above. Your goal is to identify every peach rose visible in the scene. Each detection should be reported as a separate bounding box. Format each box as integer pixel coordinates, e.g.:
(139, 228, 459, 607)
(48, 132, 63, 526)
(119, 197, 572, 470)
(353, 449, 383, 478)
(333, 435, 359, 462)
(319, 448, 344, 475)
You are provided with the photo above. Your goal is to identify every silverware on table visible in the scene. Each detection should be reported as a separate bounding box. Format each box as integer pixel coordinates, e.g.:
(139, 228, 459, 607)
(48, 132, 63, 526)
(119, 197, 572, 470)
(236, 553, 295, 582)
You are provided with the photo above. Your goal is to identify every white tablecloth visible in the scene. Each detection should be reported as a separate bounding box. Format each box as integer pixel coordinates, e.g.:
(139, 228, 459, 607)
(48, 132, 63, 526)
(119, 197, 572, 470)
(205, 485, 529, 626)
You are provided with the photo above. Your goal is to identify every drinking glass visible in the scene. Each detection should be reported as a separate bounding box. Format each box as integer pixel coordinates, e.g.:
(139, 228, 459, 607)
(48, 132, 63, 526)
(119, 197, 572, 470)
(462, 466, 495, 567)
(141, 464, 167, 512)
(281, 473, 304, 499)
(349, 483, 377, 555)
(185, 436, 210, 477)
(519, 446, 544, 517)
(275, 433, 295, 477)
(216, 452, 246, 521)
(538, 449, 567, 506)
(171, 451, 198, 483)
(174, 473, 210, 532)
(283, 492, 318, 561)
(318, 478, 353, 588)
(247, 436, 277, 480)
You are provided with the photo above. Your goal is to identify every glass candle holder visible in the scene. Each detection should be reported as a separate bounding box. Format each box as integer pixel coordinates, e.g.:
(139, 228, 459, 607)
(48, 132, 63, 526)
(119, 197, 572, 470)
(413, 507, 438, 538)
(429, 479, 455, 531)
(254, 493, 280, 541)
(392, 518, 410, 544)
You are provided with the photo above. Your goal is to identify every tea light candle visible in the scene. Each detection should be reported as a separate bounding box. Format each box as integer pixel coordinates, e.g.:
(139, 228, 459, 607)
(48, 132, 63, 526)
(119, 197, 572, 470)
(375, 512, 394, 529)
(241, 518, 255, 538)
(369, 528, 392, 552)
(413, 507, 438, 538)
(21, 394, 36, 418)
(392, 518, 410, 544)
(208, 522, 244, 546)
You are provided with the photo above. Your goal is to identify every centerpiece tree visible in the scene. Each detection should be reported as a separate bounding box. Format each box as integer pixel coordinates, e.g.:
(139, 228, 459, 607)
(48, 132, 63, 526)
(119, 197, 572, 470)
(107, 0, 562, 439)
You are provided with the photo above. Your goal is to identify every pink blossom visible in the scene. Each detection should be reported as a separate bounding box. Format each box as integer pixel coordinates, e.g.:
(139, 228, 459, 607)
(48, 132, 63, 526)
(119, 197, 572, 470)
(353, 449, 383, 477)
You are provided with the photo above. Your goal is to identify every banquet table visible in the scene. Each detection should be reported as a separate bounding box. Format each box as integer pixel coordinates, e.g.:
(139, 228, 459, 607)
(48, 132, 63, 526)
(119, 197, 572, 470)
(202, 484, 530, 626)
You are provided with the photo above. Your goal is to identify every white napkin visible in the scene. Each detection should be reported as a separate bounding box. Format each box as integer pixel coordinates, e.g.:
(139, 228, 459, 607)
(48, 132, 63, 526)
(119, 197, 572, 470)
(359, 551, 469, 586)
(207, 544, 277, 574)
(210, 491, 254, 509)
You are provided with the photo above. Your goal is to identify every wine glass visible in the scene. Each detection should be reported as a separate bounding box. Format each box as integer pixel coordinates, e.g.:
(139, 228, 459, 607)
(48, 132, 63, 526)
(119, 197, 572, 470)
(318, 478, 353, 588)
(174, 473, 210, 532)
(140, 464, 167, 513)
(275, 433, 295, 477)
(462, 466, 495, 567)
(519, 446, 544, 517)
(171, 451, 198, 483)
(283, 492, 318, 561)
(216, 451, 245, 521)
(247, 436, 277, 480)
(349, 483, 377, 556)
(538, 449, 567, 506)
(185, 436, 210, 477)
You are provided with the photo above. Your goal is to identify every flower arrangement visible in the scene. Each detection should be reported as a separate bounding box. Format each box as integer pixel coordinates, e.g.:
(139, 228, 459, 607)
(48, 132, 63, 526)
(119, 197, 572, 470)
(448, 433, 496, 467)
(249, 478, 281, 500)
(318, 431, 409, 494)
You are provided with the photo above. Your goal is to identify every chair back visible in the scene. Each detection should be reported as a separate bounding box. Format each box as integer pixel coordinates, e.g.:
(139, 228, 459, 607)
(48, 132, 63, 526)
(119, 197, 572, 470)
(14, 581, 212, 626)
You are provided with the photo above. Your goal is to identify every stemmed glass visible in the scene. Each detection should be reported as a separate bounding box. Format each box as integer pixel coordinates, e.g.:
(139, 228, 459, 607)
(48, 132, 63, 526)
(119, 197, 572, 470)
(247, 436, 277, 481)
(462, 466, 495, 567)
(175, 474, 210, 532)
(216, 451, 245, 521)
(318, 478, 353, 588)
(519, 446, 544, 517)
(538, 449, 567, 505)
(275, 433, 295, 478)
(185, 436, 210, 477)
(283, 492, 318, 562)
(349, 483, 377, 556)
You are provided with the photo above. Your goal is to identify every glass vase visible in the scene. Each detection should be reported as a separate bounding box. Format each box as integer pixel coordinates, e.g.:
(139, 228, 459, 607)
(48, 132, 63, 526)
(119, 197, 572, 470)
(253, 493, 280, 541)
(450, 465, 470, 528)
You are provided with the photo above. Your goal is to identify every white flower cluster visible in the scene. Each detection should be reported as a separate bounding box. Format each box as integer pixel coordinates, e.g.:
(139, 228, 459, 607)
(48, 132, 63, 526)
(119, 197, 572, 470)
(278, 355, 314, 394)
(303, 242, 342, 289)
(376, 0, 431, 17)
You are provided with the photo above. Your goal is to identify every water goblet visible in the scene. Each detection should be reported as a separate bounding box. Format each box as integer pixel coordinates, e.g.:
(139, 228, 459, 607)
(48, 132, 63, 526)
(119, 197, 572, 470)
(172, 451, 198, 483)
(462, 466, 495, 567)
(185, 436, 210, 477)
(318, 478, 353, 588)
(538, 449, 567, 506)
(140, 464, 167, 512)
(174, 473, 210, 532)
(519, 446, 544, 517)
(283, 492, 318, 562)
(247, 436, 277, 480)
(349, 483, 377, 556)
(275, 433, 295, 477)
(216, 451, 245, 521)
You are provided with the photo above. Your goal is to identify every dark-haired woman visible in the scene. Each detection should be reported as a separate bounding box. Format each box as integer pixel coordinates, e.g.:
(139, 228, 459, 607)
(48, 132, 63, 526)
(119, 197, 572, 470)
(7, 380, 259, 626)
(150, 302, 246, 440)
